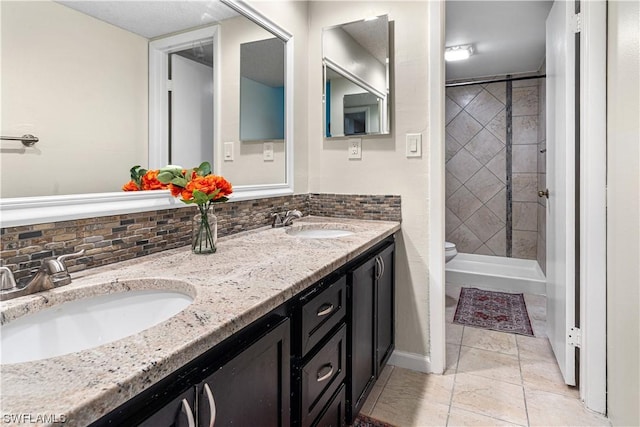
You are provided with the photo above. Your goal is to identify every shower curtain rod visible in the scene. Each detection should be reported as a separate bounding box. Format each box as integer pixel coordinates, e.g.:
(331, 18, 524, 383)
(445, 74, 547, 88)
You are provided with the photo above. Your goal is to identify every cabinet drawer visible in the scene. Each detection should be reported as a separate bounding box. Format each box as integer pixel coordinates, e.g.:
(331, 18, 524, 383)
(311, 384, 346, 427)
(301, 276, 346, 356)
(302, 324, 346, 427)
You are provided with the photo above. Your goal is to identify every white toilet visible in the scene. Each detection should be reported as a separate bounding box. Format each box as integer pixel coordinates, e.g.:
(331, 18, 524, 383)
(445, 241, 458, 263)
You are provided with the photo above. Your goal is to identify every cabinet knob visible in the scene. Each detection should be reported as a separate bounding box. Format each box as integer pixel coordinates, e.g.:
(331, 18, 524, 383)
(178, 399, 196, 427)
(538, 189, 549, 198)
(202, 383, 217, 427)
(316, 363, 334, 382)
(316, 303, 334, 317)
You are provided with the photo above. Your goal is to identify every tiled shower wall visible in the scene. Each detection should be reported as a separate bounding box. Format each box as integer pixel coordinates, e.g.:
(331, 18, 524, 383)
(445, 78, 542, 260)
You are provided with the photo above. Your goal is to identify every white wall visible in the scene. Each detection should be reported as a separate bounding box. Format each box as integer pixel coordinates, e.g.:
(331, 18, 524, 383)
(607, 1, 640, 425)
(308, 1, 432, 360)
(0, 0, 148, 197)
(329, 77, 380, 136)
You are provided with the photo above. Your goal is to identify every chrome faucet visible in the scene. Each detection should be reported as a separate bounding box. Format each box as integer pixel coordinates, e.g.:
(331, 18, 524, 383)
(271, 209, 303, 228)
(0, 249, 85, 301)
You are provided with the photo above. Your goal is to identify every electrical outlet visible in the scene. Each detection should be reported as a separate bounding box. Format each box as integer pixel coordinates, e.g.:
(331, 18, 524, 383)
(348, 138, 361, 160)
(224, 142, 234, 161)
(263, 142, 274, 161)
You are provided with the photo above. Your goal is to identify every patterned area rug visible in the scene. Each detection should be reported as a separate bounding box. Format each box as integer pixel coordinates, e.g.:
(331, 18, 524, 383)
(453, 287, 534, 336)
(352, 414, 396, 427)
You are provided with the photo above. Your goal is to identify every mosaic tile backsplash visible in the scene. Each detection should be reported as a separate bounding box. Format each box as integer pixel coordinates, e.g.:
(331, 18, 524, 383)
(0, 193, 400, 283)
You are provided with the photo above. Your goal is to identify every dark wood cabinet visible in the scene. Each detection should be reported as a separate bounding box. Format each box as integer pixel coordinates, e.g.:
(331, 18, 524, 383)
(138, 388, 196, 427)
(376, 244, 395, 372)
(346, 241, 395, 422)
(198, 318, 290, 427)
(347, 256, 377, 419)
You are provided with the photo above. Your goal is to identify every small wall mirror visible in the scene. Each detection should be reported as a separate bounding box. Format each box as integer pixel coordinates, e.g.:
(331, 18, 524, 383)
(322, 15, 390, 138)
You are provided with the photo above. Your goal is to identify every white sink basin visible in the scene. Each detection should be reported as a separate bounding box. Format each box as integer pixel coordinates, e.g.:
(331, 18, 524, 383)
(1, 289, 193, 364)
(285, 225, 355, 239)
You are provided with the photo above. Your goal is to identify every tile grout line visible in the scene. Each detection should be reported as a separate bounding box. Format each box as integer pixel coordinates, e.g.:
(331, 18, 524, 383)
(445, 326, 465, 426)
(516, 333, 533, 427)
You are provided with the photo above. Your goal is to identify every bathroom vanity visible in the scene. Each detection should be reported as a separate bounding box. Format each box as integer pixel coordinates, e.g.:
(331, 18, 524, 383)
(0, 217, 399, 427)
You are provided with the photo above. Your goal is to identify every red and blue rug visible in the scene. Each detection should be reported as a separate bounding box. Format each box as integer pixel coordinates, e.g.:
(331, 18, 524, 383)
(453, 287, 535, 336)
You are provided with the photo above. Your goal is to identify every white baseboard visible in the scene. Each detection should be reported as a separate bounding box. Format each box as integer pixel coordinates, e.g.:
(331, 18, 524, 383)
(388, 350, 432, 373)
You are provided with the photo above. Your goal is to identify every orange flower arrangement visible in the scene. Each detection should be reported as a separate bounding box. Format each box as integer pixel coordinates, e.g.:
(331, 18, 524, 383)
(123, 162, 232, 254)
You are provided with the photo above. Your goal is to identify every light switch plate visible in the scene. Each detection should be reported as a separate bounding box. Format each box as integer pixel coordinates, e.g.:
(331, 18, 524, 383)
(224, 141, 234, 161)
(348, 138, 362, 160)
(263, 142, 274, 161)
(406, 133, 422, 158)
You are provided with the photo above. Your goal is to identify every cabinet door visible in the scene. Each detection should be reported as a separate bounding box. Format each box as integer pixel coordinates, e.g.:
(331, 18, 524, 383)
(198, 318, 290, 427)
(138, 388, 196, 427)
(348, 257, 376, 419)
(376, 244, 395, 372)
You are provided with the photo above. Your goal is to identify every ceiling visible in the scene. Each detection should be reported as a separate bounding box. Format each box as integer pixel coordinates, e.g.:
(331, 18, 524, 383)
(445, 1, 553, 82)
(241, 38, 285, 87)
(56, 1, 239, 39)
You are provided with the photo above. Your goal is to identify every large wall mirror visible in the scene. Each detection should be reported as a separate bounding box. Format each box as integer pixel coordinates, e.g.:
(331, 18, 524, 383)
(322, 16, 390, 138)
(0, 0, 293, 226)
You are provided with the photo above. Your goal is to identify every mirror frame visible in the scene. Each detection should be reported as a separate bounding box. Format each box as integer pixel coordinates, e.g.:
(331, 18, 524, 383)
(0, 0, 294, 228)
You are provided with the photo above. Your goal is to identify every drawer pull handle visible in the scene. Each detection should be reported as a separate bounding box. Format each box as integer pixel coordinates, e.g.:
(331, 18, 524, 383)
(317, 363, 334, 382)
(317, 303, 334, 317)
(179, 398, 196, 427)
(202, 383, 216, 427)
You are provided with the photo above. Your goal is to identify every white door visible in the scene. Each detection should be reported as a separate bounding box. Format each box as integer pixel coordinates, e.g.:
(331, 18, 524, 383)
(170, 54, 214, 167)
(545, 0, 577, 386)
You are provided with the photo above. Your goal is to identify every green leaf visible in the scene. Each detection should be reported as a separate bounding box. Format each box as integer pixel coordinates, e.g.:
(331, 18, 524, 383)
(171, 177, 188, 187)
(156, 170, 175, 184)
(206, 189, 221, 201)
(192, 189, 209, 205)
(197, 162, 212, 176)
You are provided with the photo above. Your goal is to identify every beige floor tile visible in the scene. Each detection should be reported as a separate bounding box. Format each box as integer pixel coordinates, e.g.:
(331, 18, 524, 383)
(452, 372, 528, 425)
(457, 345, 522, 385)
(372, 388, 450, 427)
(520, 357, 579, 398)
(528, 317, 547, 338)
(378, 364, 394, 386)
(360, 384, 383, 416)
(446, 344, 460, 375)
(516, 334, 555, 362)
(526, 388, 610, 426)
(384, 366, 454, 407)
(461, 327, 518, 356)
(446, 301, 458, 323)
(447, 407, 524, 426)
(446, 284, 463, 299)
(523, 293, 546, 320)
(447, 322, 464, 345)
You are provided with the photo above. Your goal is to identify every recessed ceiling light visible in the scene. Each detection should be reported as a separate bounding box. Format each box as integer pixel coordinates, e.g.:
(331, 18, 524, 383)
(445, 45, 474, 62)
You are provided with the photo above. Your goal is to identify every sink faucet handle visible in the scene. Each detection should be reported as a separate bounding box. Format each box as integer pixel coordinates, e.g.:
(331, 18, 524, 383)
(271, 212, 284, 227)
(45, 249, 86, 273)
(0, 266, 17, 291)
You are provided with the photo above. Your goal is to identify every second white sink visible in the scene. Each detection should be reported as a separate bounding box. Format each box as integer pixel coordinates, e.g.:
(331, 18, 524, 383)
(1, 289, 193, 364)
(285, 224, 357, 239)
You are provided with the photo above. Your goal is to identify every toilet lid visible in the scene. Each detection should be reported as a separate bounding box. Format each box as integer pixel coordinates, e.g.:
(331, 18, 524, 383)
(445, 242, 456, 250)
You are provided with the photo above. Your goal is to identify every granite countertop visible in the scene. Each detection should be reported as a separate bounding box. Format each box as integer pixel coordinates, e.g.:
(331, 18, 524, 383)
(0, 216, 400, 426)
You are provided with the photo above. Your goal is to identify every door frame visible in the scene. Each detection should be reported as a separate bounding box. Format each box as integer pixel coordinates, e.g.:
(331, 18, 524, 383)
(429, 0, 607, 413)
(149, 26, 219, 170)
(578, 0, 607, 414)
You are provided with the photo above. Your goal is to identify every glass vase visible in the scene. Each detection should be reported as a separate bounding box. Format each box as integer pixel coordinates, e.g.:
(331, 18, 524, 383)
(192, 206, 217, 254)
